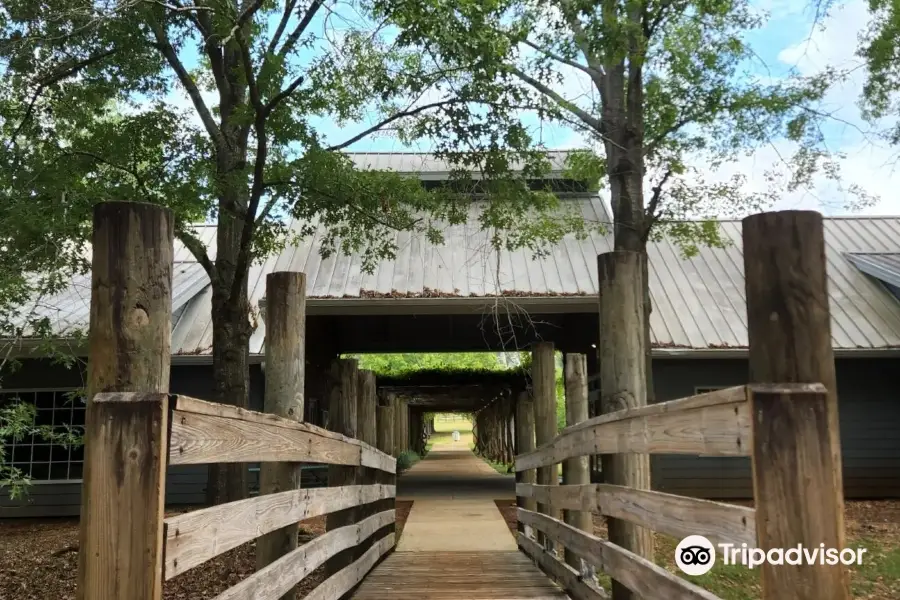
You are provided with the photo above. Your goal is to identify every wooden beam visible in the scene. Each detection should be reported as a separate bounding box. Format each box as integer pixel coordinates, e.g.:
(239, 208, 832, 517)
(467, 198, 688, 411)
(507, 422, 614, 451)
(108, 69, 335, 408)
(356, 369, 379, 560)
(515, 391, 537, 537)
(562, 353, 593, 578)
(743, 210, 850, 600)
(517, 483, 756, 549)
(210, 510, 395, 600)
(257, 272, 307, 599)
(519, 509, 721, 600)
(531, 341, 559, 552)
(304, 533, 396, 600)
(326, 358, 360, 578)
(515, 386, 750, 471)
(517, 533, 608, 600)
(77, 202, 174, 600)
(164, 484, 395, 579)
(597, 251, 653, 600)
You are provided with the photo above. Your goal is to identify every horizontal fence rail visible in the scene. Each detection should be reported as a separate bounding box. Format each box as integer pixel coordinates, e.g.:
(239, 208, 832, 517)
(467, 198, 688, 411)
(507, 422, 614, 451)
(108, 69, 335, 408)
(515, 386, 751, 472)
(169, 394, 396, 473)
(515, 382, 846, 600)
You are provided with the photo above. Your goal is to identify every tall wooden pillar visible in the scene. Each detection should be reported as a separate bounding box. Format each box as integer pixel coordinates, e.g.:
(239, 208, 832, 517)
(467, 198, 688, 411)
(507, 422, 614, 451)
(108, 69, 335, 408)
(562, 353, 593, 579)
(531, 341, 558, 552)
(598, 251, 653, 600)
(257, 272, 306, 600)
(515, 391, 536, 537)
(743, 211, 850, 600)
(77, 202, 173, 600)
(325, 358, 359, 577)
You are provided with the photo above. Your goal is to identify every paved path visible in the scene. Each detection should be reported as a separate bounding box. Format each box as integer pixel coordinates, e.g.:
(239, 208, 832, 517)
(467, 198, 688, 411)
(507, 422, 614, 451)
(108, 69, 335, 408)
(396, 442, 515, 551)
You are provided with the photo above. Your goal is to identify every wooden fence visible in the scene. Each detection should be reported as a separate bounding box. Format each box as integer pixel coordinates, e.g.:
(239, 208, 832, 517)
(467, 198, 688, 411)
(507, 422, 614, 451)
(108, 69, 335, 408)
(75, 202, 397, 600)
(514, 210, 851, 600)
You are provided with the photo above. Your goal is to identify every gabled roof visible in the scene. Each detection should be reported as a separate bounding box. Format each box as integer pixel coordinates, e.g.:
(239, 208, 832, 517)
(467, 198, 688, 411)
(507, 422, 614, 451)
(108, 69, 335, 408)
(845, 252, 900, 290)
(345, 151, 575, 180)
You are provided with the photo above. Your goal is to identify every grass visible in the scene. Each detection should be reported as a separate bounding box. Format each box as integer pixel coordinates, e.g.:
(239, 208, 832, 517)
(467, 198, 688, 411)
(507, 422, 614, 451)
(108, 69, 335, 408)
(586, 501, 900, 600)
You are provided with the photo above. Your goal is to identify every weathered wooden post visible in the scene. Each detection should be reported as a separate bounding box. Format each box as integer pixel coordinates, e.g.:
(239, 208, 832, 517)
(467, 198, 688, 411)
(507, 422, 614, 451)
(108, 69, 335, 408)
(743, 210, 850, 600)
(563, 353, 593, 580)
(392, 394, 404, 457)
(256, 272, 306, 598)
(598, 251, 653, 600)
(325, 358, 359, 577)
(77, 202, 174, 600)
(356, 369, 378, 557)
(376, 395, 395, 456)
(515, 390, 537, 537)
(531, 341, 559, 552)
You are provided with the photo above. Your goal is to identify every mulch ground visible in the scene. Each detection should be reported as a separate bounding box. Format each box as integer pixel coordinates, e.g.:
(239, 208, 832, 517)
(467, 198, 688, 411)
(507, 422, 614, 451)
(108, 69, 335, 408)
(0, 501, 415, 600)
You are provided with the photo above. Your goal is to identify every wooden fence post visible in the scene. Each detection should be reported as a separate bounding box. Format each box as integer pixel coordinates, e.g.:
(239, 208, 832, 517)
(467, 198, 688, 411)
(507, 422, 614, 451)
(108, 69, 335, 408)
(326, 358, 359, 577)
(357, 369, 378, 557)
(563, 353, 593, 580)
(743, 210, 850, 600)
(376, 396, 395, 456)
(597, 251, 653, 600)
(392, 394, 403, 457)
(77, 201, 174, 600)
(256, 272, 306, 599)
(515, 391, 537, 538)
(531, 341, 559, 553)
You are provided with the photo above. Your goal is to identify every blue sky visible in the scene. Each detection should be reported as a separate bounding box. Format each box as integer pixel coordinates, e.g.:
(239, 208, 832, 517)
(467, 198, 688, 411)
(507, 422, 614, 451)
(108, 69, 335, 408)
(169, 0, 899, 215)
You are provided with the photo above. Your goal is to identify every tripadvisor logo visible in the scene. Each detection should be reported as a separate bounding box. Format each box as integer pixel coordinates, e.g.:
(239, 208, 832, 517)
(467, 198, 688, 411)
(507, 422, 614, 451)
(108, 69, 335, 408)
(675, 535, 868, 576)
(675, 535, 716, 576)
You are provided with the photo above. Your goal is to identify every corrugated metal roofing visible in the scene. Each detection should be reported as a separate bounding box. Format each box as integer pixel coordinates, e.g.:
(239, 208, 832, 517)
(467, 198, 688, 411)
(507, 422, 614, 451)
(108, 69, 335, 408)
(845, 252, 900, 289)
(346, 151, 574, 180)
(9, 192, 900, 355)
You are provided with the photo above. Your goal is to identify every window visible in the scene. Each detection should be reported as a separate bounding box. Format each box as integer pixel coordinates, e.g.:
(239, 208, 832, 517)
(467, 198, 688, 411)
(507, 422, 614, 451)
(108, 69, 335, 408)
(1, 389, 86, 482)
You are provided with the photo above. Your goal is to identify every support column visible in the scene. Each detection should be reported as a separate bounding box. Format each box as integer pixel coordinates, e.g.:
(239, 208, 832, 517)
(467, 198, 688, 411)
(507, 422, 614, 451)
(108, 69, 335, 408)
(743, 211, 850, 600)
(77, 202, 174, 600)
(376, 394, 395, 456)
(257, 272, 306, 599)
(515, 391, 536, 537)
(562, 353, 594, 580)
(598, 252, 653, 600)
(531, 341, 558, 552)
(325, 358, 359, 577)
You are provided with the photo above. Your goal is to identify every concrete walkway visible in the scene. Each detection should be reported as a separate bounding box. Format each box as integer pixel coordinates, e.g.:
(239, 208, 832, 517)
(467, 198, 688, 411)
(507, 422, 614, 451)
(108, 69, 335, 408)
(395, 441, 516, 552)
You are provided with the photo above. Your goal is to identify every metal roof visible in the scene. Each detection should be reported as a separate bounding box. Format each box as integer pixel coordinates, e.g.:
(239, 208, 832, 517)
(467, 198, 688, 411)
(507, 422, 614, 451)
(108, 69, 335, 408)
(8, 195, 900, 355)
(845, 252, 900, 289)
(345, 151, 575, 180)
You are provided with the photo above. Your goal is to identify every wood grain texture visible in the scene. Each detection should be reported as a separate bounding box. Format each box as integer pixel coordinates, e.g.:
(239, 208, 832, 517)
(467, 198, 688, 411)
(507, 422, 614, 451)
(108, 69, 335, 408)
(375, 404, 394, 456)
(78, 394, 170, 600)
(169, 410, 360, 466)
(519, 509, 722, 600)
(743, 210, 849, 600)
(169, 395, 394, 472)
(164, 484, 396, 578)
(78, 201, 174, 600)
(749, 385, 850, 600)
(305, 533, 395, 600)
(515, 387, 751, 471)
(532, 341, 559, 551)
(351, 551, 569, 599)
(515, 391, 537, 536)
(257, 272, 307, 598)
(518, 534, 608, 600)
(211, 510, 395, 600)
(563, 353, 592, 576)
(517, 483, 756, 548)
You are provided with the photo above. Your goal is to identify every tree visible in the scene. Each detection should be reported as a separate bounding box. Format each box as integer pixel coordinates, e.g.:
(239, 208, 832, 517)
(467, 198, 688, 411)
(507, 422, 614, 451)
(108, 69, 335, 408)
(0, 0, 594, 503)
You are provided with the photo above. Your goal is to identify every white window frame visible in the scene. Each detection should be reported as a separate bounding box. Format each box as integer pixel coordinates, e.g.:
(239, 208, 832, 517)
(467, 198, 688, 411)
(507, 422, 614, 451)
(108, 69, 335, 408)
(0, 387, 85, 484)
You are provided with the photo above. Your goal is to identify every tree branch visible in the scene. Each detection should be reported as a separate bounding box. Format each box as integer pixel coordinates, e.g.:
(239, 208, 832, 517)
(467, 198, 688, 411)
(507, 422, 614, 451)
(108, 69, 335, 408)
(176, 228, 216, 278)
(265, 74, 305, 114)
(643, 168, 673, 241)
(508, 66, 606, 136)
(521, 39, 604, 90)
(267, 0, 299, 56)
(325, 99, 465, 151)
(278, 0, 324, 57)
(148, 21, 228, 153)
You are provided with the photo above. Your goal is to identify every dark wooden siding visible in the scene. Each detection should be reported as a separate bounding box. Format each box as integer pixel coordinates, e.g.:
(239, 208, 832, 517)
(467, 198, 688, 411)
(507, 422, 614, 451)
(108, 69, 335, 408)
(647, 358, 900, 499)
(0, 361, 265, 517)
